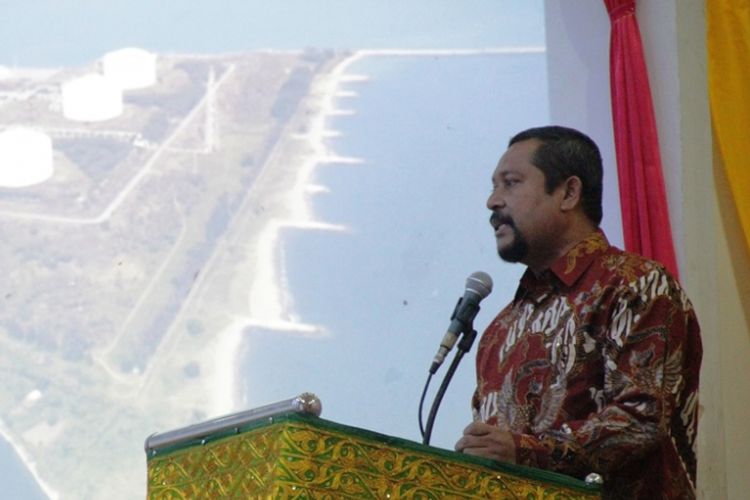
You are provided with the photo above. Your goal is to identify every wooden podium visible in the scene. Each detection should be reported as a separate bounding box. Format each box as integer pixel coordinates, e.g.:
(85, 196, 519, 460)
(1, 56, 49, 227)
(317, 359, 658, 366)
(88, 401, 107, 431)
(145, 394, 601, 499)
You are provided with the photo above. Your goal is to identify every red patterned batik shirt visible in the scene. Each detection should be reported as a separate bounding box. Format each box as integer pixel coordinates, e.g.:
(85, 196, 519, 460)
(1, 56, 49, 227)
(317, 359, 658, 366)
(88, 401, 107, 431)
(473, 231, 701, 499)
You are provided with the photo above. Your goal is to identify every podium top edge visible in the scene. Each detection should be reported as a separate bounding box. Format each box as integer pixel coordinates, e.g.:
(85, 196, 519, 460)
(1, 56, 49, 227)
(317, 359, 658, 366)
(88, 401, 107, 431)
(144, 404, 600, 494)
(144, 392, 321, 454)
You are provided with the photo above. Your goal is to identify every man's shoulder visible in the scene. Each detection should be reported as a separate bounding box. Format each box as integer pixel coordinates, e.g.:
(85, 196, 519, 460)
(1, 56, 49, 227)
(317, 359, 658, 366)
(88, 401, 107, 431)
(594, 242, 675, 283)
(552, 229, 678, 296)
(594, 244, 694, 310)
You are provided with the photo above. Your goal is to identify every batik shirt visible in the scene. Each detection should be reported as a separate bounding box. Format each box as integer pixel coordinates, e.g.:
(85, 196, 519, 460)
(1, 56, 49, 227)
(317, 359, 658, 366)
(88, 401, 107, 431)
(472, 231, 701, 499)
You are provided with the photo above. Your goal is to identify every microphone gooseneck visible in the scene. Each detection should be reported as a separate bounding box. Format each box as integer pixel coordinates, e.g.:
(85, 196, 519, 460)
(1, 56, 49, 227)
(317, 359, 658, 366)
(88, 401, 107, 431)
(420, 271, 493, 445)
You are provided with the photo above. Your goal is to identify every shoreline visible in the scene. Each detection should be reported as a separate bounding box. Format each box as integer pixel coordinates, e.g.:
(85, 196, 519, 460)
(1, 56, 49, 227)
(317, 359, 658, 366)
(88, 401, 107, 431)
(207, 50, 367, 416)
(246, 50, 369, 326)
(210, 317, 248, 413)
(219, 45, 546, 413)
(0, 419, 58, 499)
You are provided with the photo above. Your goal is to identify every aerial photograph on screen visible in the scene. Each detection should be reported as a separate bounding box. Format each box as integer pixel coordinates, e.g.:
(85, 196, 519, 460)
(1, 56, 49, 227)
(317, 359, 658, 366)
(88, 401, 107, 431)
(0, 2, 545, 497)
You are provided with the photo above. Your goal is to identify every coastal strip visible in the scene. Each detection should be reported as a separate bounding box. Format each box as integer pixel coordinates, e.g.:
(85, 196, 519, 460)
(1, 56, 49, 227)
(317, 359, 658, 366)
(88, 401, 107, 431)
(244, 49, 366, 331)
(0, 418, 58, 499)
(241, 45, 548, 330)
(233, 45, 547, 411)
(206, 51, 367, 416)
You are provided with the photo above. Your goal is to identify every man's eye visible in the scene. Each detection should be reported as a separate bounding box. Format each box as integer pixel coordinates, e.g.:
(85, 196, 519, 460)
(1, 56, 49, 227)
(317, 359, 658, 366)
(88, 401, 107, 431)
(504, 179, 518, 188)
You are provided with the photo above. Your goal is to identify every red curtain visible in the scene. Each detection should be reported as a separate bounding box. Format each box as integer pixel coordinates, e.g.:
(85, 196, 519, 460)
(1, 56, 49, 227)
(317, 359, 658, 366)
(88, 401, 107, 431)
(604, 0, 679, 279)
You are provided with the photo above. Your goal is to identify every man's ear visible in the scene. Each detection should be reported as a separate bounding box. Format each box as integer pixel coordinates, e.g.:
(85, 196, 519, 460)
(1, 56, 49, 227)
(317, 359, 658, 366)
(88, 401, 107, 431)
(560, 176, 583, 212)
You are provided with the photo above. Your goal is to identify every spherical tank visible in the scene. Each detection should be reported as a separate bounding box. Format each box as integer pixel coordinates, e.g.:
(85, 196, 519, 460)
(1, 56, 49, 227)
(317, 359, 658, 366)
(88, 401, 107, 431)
(0, 127, 54, 188)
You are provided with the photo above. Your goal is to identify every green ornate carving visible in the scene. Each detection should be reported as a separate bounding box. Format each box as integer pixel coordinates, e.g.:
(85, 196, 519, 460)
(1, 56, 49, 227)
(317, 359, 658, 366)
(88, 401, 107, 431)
(147, 415, 600, 499)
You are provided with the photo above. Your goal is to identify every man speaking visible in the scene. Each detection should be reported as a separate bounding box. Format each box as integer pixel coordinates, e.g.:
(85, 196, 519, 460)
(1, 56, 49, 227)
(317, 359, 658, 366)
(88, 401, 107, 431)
(454, 126, 702, 499)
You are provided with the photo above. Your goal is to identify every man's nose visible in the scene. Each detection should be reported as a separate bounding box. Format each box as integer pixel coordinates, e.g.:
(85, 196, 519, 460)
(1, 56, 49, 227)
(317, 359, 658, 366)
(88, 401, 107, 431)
(487, 189, 504, 211)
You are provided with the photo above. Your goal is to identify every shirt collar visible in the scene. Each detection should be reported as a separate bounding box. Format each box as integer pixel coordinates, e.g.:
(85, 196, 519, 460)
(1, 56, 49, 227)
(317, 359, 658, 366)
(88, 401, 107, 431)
(514, 230, 610, 301)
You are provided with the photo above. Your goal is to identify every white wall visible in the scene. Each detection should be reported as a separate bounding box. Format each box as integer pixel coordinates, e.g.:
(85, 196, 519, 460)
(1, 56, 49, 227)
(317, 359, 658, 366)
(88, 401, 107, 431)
(544, 0, 622, 246)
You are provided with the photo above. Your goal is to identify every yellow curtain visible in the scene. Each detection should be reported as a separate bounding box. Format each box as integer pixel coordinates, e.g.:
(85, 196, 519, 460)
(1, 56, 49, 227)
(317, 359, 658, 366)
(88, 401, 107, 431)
(707, 0, 750, 252)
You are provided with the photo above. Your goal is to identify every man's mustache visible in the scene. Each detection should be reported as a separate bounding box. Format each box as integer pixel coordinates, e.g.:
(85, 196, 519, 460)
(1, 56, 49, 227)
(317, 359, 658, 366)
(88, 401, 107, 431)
(490, 212, 514, 229)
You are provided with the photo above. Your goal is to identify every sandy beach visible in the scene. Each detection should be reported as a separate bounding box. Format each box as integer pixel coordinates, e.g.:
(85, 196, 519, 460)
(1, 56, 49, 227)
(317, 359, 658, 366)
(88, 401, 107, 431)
(207, 50, 367, 416)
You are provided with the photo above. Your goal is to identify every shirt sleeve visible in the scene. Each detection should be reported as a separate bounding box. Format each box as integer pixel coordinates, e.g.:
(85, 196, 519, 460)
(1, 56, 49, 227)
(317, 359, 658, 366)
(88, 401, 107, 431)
(511, 273, 701, 480)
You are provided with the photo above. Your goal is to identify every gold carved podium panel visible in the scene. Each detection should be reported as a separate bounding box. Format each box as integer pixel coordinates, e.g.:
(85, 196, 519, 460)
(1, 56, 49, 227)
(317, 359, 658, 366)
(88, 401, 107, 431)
(146, 411, 600, 499)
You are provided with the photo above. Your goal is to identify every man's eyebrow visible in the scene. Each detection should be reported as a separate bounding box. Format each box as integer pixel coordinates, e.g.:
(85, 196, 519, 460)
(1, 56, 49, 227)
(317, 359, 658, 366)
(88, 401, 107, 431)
(498, 169, 521, 177)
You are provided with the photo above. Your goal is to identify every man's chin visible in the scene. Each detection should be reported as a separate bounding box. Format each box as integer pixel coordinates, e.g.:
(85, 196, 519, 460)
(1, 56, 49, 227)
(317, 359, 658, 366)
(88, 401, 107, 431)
(497, 240, 528, 263)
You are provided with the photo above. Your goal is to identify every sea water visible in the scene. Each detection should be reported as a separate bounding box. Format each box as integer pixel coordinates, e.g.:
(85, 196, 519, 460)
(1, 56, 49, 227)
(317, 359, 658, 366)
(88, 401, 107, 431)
(240, 52, 548, 450)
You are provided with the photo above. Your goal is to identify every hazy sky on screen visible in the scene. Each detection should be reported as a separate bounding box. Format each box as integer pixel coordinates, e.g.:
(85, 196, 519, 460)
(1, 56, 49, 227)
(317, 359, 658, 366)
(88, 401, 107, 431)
(0, 0, 544, 66)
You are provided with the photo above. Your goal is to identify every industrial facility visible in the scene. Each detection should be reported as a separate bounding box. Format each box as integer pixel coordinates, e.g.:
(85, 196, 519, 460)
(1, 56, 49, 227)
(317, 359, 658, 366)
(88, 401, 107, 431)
(0, 127, 54, 187)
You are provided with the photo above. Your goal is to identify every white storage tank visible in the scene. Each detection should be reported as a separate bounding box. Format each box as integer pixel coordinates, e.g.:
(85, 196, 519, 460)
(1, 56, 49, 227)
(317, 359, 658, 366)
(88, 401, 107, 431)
(102, 47, 157, 90)
(0, 127, 54, 187)
(61, 73, 123, 122)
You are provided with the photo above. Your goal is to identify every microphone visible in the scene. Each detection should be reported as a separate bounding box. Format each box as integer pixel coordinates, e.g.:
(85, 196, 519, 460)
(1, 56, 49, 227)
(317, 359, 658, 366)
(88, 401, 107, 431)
(430, 271, 493, 374)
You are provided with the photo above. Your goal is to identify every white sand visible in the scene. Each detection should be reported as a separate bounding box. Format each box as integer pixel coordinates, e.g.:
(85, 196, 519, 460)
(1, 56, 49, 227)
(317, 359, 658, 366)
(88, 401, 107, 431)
(208, 51, 368, 415)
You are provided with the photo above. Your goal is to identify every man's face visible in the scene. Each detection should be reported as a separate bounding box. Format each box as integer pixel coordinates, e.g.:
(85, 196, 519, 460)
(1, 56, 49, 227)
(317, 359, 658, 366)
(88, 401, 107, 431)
(486, 139, 565, 267)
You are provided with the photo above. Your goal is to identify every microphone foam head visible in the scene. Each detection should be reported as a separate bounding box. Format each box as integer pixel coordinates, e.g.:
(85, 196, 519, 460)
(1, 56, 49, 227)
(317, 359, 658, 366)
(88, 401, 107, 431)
(466, 271, 493, 298)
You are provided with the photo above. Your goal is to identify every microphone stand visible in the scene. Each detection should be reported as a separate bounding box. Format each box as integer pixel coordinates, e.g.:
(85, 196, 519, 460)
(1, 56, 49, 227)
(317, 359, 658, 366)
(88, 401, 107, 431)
(422, 325, 477, 446)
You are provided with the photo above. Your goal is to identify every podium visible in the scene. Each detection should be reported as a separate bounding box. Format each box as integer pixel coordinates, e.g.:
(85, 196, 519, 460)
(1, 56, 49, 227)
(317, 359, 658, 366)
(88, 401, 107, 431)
(145, 394, 601, 498)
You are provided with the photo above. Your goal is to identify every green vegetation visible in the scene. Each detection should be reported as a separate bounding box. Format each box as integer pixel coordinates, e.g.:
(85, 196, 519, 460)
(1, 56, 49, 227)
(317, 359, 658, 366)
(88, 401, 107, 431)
(0, 50, 344, 498)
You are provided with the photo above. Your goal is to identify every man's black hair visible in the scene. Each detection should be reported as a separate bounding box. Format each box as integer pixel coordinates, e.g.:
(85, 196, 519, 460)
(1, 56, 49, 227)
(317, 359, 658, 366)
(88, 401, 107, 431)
(509, 125, 603, 225)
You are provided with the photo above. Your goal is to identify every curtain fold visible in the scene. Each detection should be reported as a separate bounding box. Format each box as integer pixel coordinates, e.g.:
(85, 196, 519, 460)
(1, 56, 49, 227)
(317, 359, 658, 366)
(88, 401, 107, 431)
(707, 0, 750, 254)
(604, 0, 680, 279)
